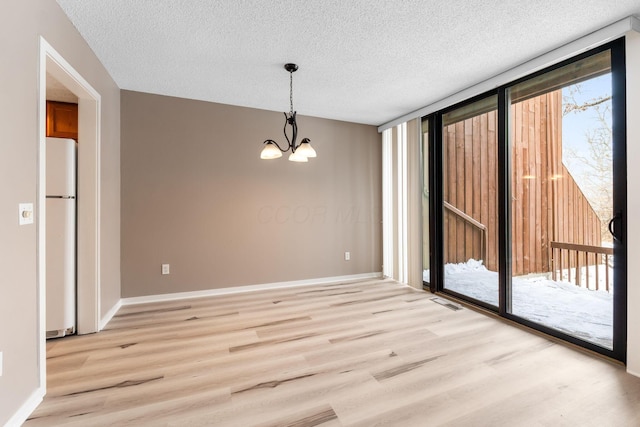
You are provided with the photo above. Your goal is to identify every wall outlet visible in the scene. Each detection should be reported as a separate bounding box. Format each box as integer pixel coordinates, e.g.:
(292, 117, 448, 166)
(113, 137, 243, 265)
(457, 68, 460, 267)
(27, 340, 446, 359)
(161, 264, 170, 275)
(0, 351, 3, 377)
(345, 251, 351, 261)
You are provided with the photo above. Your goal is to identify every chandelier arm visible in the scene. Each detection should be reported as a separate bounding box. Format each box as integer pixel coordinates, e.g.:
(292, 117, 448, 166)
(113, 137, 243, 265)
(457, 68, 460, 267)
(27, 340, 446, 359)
(283, 112, 298, 151)
(283, 113, 291, 148)
(263, 139, 288, 153)
(291, 112, 298, 151)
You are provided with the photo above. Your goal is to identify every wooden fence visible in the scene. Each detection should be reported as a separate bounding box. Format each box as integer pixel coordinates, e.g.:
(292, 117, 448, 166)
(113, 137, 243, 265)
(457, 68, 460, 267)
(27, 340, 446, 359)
(550, 241, 613, 291)
(443, 90, 602, 276)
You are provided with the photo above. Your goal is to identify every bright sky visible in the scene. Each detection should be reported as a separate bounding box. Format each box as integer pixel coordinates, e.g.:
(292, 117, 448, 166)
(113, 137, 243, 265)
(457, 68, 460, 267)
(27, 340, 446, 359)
(561, 73, 612, 206)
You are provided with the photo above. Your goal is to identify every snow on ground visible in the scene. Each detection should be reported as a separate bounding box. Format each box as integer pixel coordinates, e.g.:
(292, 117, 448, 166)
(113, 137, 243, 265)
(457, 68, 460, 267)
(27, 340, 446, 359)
(424, 259, 613, 349)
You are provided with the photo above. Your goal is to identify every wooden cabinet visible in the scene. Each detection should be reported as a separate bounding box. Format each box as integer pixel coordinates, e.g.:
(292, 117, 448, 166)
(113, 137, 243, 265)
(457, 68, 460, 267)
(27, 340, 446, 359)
(46, 101, 78, 140)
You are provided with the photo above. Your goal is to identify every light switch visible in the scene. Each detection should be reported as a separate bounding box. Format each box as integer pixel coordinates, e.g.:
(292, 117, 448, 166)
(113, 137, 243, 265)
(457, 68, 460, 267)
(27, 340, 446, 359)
(19, 203, 34, 225)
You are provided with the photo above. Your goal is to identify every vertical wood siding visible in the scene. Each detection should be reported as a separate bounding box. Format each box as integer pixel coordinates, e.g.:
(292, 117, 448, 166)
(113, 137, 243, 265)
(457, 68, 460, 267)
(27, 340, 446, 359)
(442, 90, 602, 275)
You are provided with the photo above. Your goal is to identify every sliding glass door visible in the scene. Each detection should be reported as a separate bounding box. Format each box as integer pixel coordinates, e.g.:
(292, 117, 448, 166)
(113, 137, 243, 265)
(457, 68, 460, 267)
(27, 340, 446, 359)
(423, 39, 626, 360)
(507, 49, 620, 350)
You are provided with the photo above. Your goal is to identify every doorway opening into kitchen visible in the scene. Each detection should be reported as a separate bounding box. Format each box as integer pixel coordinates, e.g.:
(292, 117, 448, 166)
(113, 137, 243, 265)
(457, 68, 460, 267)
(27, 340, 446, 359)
(37, 37, 102, 390)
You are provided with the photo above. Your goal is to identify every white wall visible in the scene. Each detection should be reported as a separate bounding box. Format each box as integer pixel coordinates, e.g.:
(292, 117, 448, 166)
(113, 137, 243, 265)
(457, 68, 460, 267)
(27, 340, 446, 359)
(625, 30, 640, 376)
(0, 2, 120, 425)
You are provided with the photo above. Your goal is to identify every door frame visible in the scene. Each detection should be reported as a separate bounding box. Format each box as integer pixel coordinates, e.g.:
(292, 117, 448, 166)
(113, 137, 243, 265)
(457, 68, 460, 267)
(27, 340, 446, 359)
(37, 37, 102, 390)
(425, 39, 627, 361)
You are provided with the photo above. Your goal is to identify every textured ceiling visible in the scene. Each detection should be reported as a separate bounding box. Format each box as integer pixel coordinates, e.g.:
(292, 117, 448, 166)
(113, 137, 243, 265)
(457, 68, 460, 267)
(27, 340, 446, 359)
(56, 0, 640, 126)
(47, 72, 78, 103)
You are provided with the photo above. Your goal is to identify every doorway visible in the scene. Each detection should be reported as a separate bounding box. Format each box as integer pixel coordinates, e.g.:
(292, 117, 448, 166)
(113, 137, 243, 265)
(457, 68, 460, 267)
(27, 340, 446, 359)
(37, 38, 101, 388)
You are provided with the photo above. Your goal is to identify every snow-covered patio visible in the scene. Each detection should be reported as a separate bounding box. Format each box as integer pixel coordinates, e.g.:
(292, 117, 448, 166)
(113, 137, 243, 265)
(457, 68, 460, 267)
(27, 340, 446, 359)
(425, 259, 613, 349)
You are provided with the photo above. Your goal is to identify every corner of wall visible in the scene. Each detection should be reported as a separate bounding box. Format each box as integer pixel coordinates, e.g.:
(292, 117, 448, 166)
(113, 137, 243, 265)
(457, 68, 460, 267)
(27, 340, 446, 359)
(6, 388, 44, 427)
(625, 29, 640, 376)
(99, 299, 123, 330)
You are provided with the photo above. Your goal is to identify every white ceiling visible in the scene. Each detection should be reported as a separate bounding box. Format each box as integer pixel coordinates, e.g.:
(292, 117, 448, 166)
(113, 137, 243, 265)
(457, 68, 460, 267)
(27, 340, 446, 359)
(56, 0, 640, 126)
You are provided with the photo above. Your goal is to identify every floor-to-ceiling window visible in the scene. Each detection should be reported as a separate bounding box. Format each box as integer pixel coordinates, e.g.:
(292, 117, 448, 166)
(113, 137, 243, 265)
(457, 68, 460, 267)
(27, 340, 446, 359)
(422, 120, 430, 288)
(422, 39, 626, 360)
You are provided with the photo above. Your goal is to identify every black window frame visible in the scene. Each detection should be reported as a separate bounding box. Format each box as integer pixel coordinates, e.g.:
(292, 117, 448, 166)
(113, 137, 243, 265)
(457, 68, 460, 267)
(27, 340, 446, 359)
(422, 37, 627, 362)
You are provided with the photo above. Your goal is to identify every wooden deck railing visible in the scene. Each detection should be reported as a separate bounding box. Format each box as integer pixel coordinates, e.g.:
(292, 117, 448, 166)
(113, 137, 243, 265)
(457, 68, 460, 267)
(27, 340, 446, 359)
(444, 201, 488, 264)
(550, 241, 613, 292)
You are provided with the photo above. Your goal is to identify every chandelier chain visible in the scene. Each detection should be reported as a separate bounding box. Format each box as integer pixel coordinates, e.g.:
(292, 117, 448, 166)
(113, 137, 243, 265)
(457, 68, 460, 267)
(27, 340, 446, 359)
(289, 70, 294, 115)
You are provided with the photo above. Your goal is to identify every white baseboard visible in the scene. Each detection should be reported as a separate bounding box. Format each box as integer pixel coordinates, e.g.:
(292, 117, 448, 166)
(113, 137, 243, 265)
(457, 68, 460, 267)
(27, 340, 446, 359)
(7, 387, 44, 427)
(121, 272, 382, 306)
(99, 298, 122, 330)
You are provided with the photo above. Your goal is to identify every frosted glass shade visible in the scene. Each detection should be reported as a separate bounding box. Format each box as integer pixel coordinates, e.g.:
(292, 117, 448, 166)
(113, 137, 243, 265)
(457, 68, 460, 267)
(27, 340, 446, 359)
(288, 151, 309, 162)
(296, 140, 317, 158)
(260, 142, 282, 159)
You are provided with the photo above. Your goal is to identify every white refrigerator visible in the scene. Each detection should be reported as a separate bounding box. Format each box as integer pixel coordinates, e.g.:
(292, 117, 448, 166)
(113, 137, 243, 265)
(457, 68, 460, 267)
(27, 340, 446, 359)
(46, 137, 76, 339)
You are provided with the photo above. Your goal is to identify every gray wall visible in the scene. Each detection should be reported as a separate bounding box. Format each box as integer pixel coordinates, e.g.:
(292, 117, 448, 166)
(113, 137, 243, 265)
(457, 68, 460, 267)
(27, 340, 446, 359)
(0, 1, 120, 424)
(121, 91, 382, 297)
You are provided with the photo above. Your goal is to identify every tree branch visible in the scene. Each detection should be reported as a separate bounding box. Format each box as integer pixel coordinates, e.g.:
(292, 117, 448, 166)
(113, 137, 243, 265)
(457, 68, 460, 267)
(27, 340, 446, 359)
(563, 96, 612, 116)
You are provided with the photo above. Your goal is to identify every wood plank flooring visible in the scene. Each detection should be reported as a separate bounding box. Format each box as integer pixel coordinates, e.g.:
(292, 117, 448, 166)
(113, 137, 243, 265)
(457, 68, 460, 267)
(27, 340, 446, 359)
(25, 278, 640, 426)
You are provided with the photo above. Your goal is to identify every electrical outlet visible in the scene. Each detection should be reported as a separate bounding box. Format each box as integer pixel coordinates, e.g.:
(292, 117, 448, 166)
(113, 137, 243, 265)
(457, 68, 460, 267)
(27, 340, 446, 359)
(161, 264, 170, 275)
(0, 351, 3, 377)
(345, 251, 351, 261)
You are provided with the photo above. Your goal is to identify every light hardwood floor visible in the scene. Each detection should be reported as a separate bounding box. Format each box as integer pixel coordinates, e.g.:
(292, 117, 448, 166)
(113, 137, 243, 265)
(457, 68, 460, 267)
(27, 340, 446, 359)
(25, 279, 640, 426)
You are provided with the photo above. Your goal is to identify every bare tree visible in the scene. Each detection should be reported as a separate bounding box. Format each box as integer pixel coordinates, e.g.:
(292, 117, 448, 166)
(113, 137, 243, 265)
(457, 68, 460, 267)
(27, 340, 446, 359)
(562, 84, 613, 243)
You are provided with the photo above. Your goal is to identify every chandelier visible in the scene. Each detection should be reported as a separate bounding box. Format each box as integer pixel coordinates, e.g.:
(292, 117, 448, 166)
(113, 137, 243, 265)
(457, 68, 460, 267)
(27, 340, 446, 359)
(260, 63, 317, 162)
